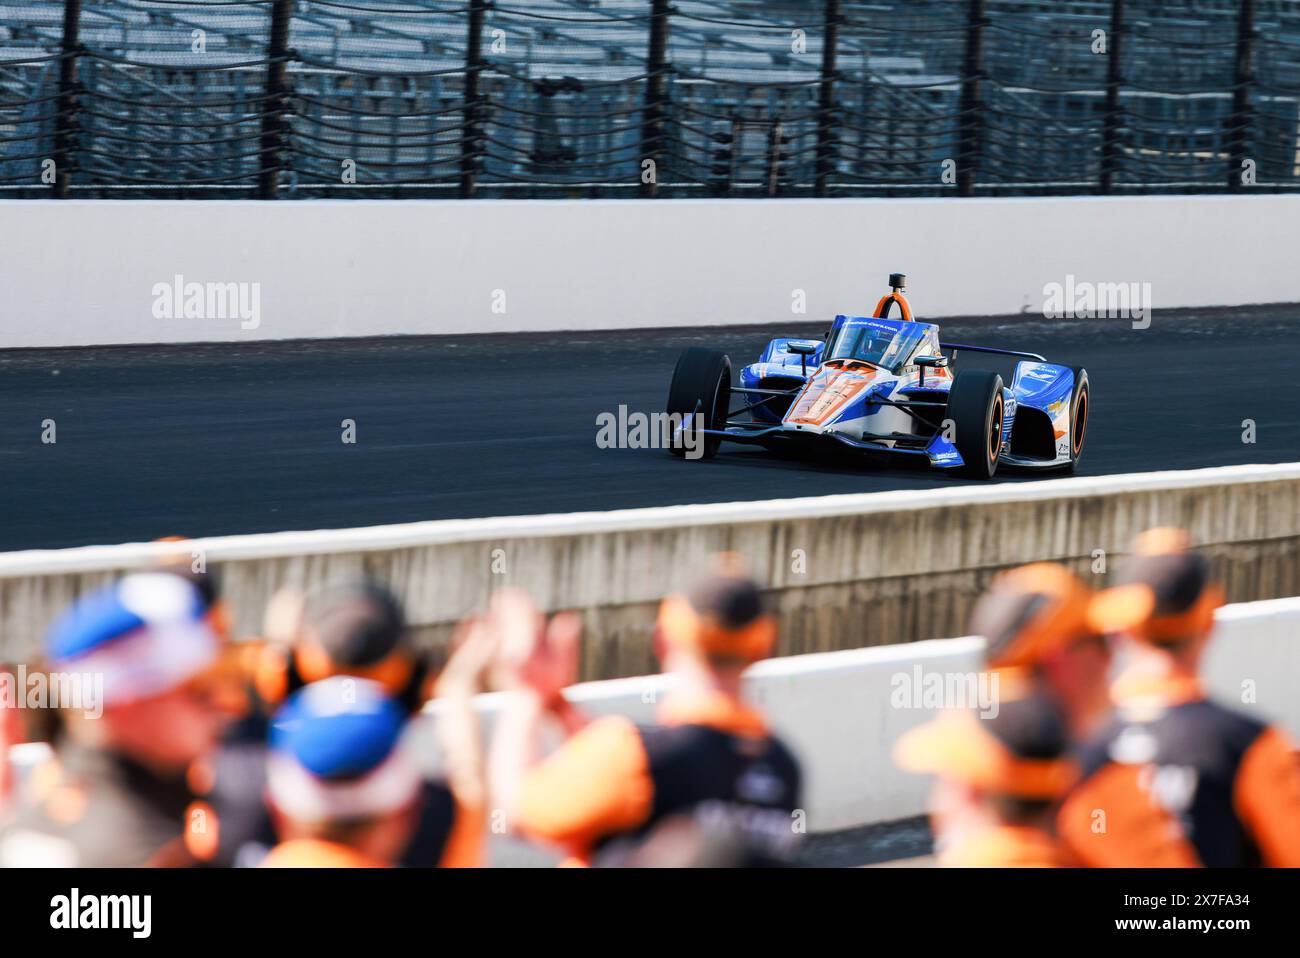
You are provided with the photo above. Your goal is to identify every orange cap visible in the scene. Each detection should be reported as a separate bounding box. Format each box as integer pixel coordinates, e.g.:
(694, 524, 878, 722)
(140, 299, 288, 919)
(1088, 528, 1223, 644)
(894, 693, 1078, 799)
(974, 563, 1106, 670)
(657, 555, 777, 662)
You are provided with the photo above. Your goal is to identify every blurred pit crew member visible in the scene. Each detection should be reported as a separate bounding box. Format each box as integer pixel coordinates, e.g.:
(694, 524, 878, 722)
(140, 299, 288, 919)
(1058, 528, 1300, 867)
(972, 563, 1114, 740)
(199, 581, 488, 867)
(250, 580, 436, 717)
(973, 560, 1205, 866)
(260, 677, 425, 867)
(0, 573, 240, 867)
(489, 558, 803, 867)
(894, 691, 1078, 867)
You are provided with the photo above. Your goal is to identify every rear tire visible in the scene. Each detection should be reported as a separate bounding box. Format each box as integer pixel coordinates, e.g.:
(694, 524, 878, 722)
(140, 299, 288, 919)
(666, 348, 731, 460)
(946, 369, 1005, 480)
(1065, 366, 1090, 474)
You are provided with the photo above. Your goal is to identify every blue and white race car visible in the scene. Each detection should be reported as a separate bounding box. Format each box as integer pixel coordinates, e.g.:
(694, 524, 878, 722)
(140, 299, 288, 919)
(665, 274, 1089, 479)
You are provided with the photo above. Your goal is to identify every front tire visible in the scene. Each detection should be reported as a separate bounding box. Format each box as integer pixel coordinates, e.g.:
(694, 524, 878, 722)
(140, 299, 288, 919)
(946, 369, 1005, 480)
(666, 347, 731, 459)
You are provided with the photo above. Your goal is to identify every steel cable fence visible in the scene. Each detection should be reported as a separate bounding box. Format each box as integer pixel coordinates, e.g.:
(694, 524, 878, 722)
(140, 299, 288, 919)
(0, 0, 1295, 198)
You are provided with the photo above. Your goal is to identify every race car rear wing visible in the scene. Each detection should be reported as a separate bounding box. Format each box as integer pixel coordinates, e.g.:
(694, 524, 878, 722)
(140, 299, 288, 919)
(939, 342, 1047, 362)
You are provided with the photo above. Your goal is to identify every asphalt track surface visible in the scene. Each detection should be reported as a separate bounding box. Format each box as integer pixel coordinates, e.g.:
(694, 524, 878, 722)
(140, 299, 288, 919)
(3, 305, 1299, 552)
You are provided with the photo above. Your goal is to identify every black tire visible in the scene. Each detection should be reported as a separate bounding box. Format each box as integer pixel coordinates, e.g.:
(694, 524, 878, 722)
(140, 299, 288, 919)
(1065, 366, 1090, 474)
(946, 369, 1005, 480)
(666, 347, 731, 460)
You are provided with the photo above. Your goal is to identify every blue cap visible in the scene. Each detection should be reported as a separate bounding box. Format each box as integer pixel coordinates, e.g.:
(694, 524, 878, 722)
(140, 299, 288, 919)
(47, 572, 207, 662)
(270, 677, 406, 781)
(44, 573, 217, 705)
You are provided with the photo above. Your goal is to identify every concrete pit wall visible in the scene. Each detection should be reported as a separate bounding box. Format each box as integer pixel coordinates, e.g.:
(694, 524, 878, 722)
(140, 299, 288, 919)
(1, 463, 1298, 680)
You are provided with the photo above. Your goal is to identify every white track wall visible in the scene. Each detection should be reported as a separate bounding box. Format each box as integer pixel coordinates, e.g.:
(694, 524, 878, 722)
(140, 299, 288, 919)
(3, 462, 1300, 670)
(3, 463, 1300, 671)
(4, 195, 1300, 348)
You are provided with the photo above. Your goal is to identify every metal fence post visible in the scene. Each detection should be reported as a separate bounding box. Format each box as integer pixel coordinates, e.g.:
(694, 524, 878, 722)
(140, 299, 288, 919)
(460, 0, 487, 198)
(957, 0, 987, 197)
(1099, 0, 1126, 194)
(258, 0, 292, 199)
(709, 119, 737, 197)
(53, 0, 82, 198)
(640, 0, 671, 198)
(1227, 0, 1257, 191)
(767, 119, 784, 196)
(814, 0, 841, 196)
(728, 115, 738, 194)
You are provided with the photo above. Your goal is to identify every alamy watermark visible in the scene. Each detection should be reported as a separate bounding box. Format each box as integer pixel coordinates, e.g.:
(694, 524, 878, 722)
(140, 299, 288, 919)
(1042, 274, 1152, 329)
(890, 666, 1000, 719)
(151, 274, 261, 330)
(50, 889, 151, 938)
(596, 405, 705, 460)
(1, 666, 103, 719)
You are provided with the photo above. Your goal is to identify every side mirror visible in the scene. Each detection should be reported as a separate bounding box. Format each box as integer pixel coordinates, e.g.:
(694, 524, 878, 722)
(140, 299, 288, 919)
(914, 354, 948, 387)
(787, 341, 817, 376)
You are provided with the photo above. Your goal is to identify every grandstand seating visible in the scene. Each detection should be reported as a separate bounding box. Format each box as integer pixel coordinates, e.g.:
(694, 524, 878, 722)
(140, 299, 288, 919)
(2, 0, 1298, 196)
